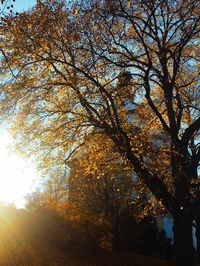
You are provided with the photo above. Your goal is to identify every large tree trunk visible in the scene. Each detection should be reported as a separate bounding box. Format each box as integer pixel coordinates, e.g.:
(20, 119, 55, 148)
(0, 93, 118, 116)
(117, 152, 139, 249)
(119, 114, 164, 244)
(173, 211, 195, 266)
(170, 145, 195, 265)
(195, 214, 200, 263)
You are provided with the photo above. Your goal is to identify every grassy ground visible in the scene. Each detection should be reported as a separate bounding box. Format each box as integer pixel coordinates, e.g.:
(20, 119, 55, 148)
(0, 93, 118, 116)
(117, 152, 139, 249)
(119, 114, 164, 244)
(0, 240, 172, 266)
(0, 207, 172, 265)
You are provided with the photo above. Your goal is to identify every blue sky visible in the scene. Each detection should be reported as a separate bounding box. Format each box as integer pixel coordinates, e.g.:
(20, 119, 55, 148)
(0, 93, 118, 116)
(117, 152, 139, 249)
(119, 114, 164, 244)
(14, 0, 36, 12)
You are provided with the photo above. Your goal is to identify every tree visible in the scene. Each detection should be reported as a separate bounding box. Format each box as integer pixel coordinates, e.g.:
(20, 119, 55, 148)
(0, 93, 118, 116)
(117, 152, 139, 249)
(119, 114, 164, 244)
(40, 131, 134, 249)
(66, 131, 134, 249)
(0, 1, 199, 265)
(31, 131, 165, 253)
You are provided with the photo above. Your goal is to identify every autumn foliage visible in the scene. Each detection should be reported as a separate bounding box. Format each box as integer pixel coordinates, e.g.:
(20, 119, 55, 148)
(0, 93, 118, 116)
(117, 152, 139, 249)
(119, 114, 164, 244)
(0, 1, 199, 265)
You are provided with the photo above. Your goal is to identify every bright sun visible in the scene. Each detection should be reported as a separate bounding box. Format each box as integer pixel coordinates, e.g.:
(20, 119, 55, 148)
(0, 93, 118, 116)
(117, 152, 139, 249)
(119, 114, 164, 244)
(0, 130, 39, 208)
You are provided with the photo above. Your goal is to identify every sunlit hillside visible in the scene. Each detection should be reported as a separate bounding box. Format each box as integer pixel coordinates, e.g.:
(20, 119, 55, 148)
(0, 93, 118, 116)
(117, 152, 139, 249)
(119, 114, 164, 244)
(0, 205, 172, 266)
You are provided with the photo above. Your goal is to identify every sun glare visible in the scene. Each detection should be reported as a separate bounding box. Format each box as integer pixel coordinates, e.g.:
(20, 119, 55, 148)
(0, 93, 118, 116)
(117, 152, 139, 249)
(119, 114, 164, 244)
(0, 131, 39, 208)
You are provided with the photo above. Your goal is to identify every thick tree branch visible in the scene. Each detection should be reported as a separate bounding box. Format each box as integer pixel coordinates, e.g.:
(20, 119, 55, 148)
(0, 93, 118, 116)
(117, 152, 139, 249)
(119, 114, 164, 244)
(181, 117, 200, 147)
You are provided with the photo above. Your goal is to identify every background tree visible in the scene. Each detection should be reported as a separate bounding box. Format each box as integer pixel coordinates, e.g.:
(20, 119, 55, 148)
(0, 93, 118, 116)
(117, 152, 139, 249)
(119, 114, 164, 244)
(0, 1, 199, 265)
(66, 131, 134, 250)
(38, 130, 166, 253)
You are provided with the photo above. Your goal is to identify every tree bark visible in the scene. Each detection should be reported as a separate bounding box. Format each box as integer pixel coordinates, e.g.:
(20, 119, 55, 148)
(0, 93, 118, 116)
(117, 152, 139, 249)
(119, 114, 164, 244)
(195, 215, 200, 263)
(173, 211, 195, 266)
